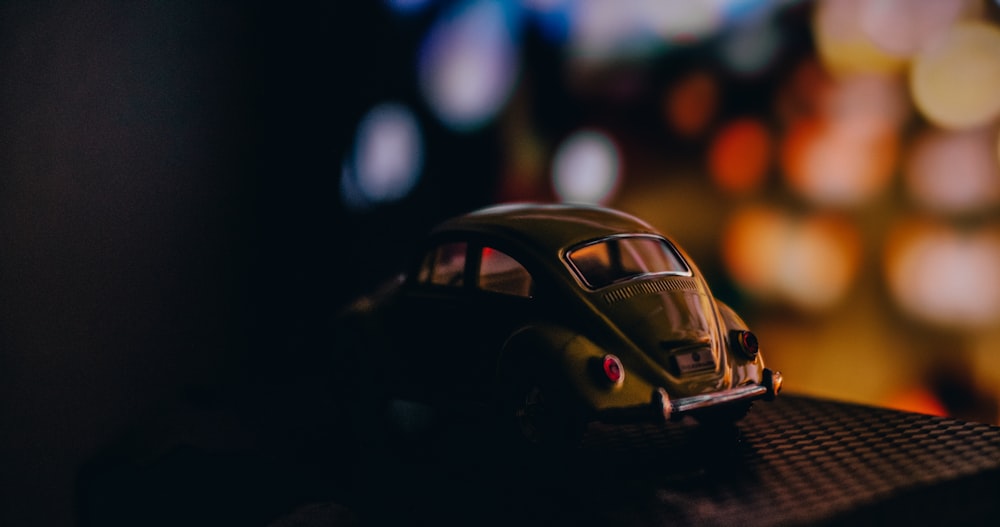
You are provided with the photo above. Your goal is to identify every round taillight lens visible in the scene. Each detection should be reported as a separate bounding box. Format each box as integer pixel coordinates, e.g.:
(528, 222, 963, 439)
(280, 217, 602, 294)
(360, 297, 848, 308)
(602, 354, 624, 385)
(736, 330, 759, 358)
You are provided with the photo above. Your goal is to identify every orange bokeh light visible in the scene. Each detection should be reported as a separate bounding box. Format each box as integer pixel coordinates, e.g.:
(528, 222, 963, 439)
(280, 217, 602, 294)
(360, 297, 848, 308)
(663, 70, 719, 138)
(708, 118, 772, 194)
(780, 115, 898, 206)
(723, 206, 863, 310)
(775, 59, 835, 124)
(721, 206, 787, 297)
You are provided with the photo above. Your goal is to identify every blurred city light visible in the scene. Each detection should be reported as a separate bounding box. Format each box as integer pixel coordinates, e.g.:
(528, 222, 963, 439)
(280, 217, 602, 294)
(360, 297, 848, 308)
(885, 220, 1000, 329)
(522, 0, 572, 42)
(552, 129, 621, 204)
(779, 73, 904, 207)
(905, 127, 1000, 214)
(910, 21, 1000, 130)
(708, 117, 772, 193)
(718, 14, 783, 76)
(418, 0, 520, 132)
(722, 207, 861, 311)
(663, 70, 719, 138)
(384, 0, 435, 15)
(780, 115, 898, 207)
(858, 0, 964, 58)
(341, 102, 424, 209)
(644, 0, 722, 42)
(721, 205, 788, 300)
(813, 0, 906, 76)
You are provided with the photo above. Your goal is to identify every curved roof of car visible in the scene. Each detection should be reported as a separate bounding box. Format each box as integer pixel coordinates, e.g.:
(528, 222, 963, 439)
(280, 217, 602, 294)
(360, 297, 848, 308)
(430, 203, 662, 253)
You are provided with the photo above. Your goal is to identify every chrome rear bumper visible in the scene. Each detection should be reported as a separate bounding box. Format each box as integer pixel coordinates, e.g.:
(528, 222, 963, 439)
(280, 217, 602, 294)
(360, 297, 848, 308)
(598, 368, 782, 423)
(655, 368, 782, 421)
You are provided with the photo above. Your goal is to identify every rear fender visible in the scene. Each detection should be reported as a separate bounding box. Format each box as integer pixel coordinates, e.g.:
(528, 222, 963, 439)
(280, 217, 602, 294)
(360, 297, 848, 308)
(497, 325, 661, 415)
(717, 301, 765, 385)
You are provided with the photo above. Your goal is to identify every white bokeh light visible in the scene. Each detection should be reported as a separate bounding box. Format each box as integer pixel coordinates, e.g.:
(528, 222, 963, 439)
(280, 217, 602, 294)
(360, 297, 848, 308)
(552, 129, 621, 204)
(886, 222, 1000, 328)
(858, 0, 964, 58)
(418, 0, 520, 132)
(905, 128, 1000, 214)
(718, 15, 782, 76)
(344, 102, 424, 208)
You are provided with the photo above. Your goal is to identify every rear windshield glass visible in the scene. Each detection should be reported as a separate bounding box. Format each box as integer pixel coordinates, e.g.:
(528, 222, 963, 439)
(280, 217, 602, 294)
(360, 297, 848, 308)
(566, 235, 690, 289)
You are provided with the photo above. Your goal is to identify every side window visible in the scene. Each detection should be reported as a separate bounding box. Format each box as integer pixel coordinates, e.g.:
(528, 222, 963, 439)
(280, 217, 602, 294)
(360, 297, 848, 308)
(477, 247, 532, 298)
(417, 242, 468, 287)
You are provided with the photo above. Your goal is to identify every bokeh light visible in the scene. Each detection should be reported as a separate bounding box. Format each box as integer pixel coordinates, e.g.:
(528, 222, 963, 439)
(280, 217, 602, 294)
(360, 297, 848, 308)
(718, 15, 782, 76)
(385, 0, 434, 15)
(910, 21, 1000, 130)
(342, 102, 424, 209)
(778, 213, 862, 311)
(522, 0, 572, 42)
(780, 115, 898, 207)
(905, 127, 1000, 214)
(568, 0, 723, 60)
(721, 205, 787, 299)
(568, 0, 654, 60)
(722, 206, 863, 311)
(813, 0, 907, 76)
(708, 117, 772, 194)
(774, 59, 834, 124)
(822, 74, 909, 131)
(885, 220, 1000, 329)
(418, 0, 520, 132)
(644, 0, 722, 42)
(779, 73, 904, 207)
(858, 0, 965, 58)
(551, 129, 621, 204)
(997, 127, 1000, 167)
(663, 70, 719, 138)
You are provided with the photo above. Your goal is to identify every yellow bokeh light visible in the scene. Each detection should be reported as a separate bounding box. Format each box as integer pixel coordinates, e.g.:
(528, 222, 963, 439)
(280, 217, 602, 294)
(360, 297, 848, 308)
(910, 21, 1000, 130)
(813, 0, 907, 76)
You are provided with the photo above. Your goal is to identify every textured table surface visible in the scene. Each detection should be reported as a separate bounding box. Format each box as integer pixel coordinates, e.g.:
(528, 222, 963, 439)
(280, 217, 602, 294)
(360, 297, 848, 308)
(335, 394, 1000, 527)
(79, 393, 1000, 526)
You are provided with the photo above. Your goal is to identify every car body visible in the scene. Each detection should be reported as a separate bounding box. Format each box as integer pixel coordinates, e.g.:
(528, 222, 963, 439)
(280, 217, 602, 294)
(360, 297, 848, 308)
(337, 203, 781, 444)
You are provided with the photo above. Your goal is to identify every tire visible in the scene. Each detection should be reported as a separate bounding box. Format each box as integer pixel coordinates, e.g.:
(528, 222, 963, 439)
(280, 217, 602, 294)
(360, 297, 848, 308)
(500, 367, 585, 454)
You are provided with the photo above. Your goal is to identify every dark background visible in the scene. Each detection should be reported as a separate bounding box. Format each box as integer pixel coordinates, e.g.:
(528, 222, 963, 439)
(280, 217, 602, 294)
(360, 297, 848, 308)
(0, 2, 436, 525)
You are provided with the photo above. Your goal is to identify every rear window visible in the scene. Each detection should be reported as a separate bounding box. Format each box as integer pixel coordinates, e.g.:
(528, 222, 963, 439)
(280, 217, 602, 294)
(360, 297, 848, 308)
(566, 235, 690, 289)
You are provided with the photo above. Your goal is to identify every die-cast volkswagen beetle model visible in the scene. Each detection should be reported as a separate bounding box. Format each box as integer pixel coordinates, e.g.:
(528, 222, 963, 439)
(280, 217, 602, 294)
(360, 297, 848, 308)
(336, 203, 781, 446)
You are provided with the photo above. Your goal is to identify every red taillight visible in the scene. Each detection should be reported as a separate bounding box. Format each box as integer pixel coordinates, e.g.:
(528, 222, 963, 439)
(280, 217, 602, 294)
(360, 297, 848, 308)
(602, 354, 624, 385)
(735, 330, 759, 358)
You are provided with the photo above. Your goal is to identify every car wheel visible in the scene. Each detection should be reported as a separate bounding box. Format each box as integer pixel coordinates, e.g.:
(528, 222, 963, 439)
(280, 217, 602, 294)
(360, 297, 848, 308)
(504, 374, 584, 452)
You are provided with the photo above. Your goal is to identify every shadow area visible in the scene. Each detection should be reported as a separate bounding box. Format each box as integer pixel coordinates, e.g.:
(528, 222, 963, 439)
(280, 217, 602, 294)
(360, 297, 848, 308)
(342, 415, 762, 527)
(76, 368, 761, 527)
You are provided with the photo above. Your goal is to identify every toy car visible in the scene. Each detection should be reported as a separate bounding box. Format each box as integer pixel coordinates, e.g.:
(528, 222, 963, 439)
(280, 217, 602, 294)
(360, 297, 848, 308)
(336, 203, 781, 446)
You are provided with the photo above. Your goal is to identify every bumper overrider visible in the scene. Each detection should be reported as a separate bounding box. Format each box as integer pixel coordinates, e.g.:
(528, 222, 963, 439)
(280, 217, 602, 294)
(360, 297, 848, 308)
(598, 368, 783, 423)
